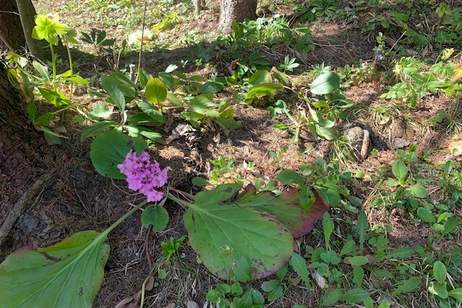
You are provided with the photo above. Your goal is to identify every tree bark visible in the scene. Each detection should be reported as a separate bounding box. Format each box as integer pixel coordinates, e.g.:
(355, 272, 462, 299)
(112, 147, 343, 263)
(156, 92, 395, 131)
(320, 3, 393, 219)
(0, 0, 26, 51)
(16, 0, 49, 59)
(0, 64, 28, 128)
(193, 0, 206, 16)
(218, 0, 257, 34)
(0, 0, 48, 59)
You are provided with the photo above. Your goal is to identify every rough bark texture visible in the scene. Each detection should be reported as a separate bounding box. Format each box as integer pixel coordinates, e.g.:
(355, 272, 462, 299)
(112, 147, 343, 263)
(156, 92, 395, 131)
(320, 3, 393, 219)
(218, 0, 257, 33)
(0, 64, 27, 128)
(0, 0, 26, 51)
(193, 0, 206, 15)
(16, 0, 49, 59)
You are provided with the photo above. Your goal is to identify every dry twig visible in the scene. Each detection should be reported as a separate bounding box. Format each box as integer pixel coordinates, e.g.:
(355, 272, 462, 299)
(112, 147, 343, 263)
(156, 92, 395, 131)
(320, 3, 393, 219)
(0, 171, 54, 246)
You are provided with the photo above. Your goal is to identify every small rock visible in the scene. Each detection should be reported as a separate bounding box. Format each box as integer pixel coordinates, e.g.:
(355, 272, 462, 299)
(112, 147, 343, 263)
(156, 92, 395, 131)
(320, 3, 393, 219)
(416, 129, 437, 157)
(392, 137, 411, 149)
(344, 126, 371, 160)
(448, 134, 462, 157)
(17, 214, 40, 234)
(166, 123, 195, 144)
(186, 301, 199, 308)
(312, 271, 327, 289)
(390, 119, 406, 139)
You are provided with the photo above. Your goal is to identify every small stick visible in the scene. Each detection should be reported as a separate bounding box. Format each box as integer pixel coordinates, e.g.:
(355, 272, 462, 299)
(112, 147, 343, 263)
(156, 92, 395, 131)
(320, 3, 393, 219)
(0, 171, 54, 246)
(135, 0, 148, 84)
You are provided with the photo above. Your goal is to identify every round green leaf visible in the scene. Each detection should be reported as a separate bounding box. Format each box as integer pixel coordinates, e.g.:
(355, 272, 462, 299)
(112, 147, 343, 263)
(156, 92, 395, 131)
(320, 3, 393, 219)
(429, 281, 448, 299)
(0, 231, 109, 307)
(90, 129, 146, 179)
(201, 81, 225, 94)
(145, 77, 167, 105)
(310, 70, 340, 95)
(408, 183, 428, 198)
(433, 261, 447, 284)
(184, 188, 294, 280)
(417, 207, 435, 224)
(141, 205, 169, 232)
(443, 216, 459, 235)
(345, 256, 369, 267)
(322, 288, 343, 306)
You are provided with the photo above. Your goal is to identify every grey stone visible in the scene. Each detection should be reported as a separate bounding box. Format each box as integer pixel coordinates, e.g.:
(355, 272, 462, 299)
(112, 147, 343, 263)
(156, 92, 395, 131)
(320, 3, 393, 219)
(344, 126, 370, 160)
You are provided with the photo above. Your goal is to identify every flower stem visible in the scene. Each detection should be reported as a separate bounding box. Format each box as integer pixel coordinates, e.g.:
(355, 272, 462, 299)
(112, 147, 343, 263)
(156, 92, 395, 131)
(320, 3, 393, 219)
(166, 192, 190, 209)
(50, 44, 57, 80)
(102, 201, 147, 237)
(66, 45, 73, 74)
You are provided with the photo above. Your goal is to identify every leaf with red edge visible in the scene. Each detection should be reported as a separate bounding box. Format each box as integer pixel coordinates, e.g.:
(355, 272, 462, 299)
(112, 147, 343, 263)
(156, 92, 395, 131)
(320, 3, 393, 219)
(184, 184, 293, 281)
(238, 188, 330, 238)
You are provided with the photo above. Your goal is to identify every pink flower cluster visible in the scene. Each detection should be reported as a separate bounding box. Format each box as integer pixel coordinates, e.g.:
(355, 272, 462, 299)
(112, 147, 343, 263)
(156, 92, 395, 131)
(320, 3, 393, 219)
(118, 151, 168, 202)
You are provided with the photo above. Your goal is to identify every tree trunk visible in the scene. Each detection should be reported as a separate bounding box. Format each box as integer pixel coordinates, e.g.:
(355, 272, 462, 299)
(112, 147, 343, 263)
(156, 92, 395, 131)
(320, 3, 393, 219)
(0, 0, 26, 51)
(16, 0, 49, 59)
(0, 0, 48, 59)
(0, 64, 28, 129)
(218, 0, 257, 34)
(193, 0, 206, 16)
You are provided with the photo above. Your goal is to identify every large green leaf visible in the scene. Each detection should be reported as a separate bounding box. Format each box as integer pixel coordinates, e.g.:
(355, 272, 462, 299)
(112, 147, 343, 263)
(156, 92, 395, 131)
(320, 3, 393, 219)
(90, 129, 146, 179)
(248, 70, 272, 85)
(408, 183, 428, 198)
(0, 231, 109, 308)
(310, 70, 340, 95)
(315, 125, 337, 140)
(145, 77, 167, 105)
(189, 95, 216, 116)
(80, 121, 114, 141)
(245, 83, 283, 101)
(183, 185, 294, 280)
(101, 72, 137, 111)
(238, 189, 329, 238)
(136, 100, 165, 124)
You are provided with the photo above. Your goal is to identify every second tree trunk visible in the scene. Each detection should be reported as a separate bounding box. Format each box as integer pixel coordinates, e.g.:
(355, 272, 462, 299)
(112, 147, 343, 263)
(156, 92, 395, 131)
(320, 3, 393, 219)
(218, 0, 257, 34)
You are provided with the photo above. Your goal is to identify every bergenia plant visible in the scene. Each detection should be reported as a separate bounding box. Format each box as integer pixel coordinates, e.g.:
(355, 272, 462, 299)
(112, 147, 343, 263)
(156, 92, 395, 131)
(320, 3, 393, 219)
(118, 150, 168, 202)
(0, 129, 330, 307)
